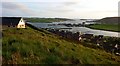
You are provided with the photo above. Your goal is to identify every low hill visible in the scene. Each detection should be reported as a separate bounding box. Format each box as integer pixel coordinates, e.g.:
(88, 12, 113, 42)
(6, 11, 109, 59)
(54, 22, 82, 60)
(95, 17, 120, 24)
(2, 25, 120, 64)
(24, 18, 74, 23)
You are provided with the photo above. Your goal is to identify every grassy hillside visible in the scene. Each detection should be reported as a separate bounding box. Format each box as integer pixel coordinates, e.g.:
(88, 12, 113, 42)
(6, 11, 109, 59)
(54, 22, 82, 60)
(2, 26, 120, 64)
(87, 24, 120, 32)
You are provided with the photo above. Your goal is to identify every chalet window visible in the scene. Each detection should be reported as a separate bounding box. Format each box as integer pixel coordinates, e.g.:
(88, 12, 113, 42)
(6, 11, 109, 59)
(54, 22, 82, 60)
(13, 26, 15, 27)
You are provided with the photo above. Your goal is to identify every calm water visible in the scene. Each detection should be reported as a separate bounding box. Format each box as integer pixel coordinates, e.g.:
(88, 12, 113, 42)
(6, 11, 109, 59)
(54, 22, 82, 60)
(27, 19, 120, 37)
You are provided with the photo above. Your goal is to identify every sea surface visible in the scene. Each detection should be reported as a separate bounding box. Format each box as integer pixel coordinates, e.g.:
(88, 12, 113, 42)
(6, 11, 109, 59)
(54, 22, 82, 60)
(27, 19, 120, 37)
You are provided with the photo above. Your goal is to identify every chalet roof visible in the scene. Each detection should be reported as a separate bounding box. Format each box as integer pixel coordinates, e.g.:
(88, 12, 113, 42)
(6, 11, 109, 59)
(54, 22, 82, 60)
(2, 17, 22, 26)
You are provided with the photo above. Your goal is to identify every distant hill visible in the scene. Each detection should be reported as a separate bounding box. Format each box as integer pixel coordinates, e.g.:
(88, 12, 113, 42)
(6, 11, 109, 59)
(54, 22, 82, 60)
(95, 17, 120, 24)
(24, 18, 74, 23)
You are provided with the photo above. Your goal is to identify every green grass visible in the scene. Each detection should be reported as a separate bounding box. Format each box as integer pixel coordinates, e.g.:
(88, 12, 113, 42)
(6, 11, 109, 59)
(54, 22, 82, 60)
(24, 18, 73, 23)
(2, 26, 120, 64)
(87, 24, 120, 32)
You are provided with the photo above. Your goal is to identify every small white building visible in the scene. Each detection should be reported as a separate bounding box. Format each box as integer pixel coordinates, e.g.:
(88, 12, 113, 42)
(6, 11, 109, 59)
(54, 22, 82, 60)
(2, 17, 26, 28)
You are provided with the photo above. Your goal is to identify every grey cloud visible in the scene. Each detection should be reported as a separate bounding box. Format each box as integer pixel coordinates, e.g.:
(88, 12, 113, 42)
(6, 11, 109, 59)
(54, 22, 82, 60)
(2, 2, 37, 16)
(1, 2, 78, 17)
(48, 7, 73, 13)
(30, 2, 74, 13)
(2, 2, 19, 9)
(44, 2, 77, 13)
(62, 2, 78, 6)
(48, 2, 79, 13)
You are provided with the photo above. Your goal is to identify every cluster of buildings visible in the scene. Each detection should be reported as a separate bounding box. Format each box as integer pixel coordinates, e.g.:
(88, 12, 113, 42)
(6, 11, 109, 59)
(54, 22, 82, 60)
(46, 28, 120, 56)
(57, 22, 86, 27)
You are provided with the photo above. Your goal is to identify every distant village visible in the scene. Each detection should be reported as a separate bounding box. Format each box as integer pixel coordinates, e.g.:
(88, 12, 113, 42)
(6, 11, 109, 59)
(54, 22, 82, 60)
(46, 28, 120, 56)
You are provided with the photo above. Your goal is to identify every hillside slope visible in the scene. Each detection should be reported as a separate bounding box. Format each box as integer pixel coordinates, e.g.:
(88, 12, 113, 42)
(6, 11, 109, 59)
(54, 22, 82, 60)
(2, 26, 120, 64)
(95, 17, 120, 24)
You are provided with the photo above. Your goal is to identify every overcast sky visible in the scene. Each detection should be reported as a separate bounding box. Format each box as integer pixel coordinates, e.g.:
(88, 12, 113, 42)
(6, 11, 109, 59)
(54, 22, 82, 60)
(1, 0, 120, 19)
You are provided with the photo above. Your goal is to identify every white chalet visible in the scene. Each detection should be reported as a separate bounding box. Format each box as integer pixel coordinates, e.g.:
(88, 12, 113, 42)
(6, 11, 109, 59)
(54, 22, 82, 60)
(2, 17, 26, 28)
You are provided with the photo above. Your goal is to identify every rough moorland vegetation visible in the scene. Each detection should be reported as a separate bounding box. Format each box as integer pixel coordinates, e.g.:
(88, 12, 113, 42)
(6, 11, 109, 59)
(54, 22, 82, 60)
(2, 26, 120, 64)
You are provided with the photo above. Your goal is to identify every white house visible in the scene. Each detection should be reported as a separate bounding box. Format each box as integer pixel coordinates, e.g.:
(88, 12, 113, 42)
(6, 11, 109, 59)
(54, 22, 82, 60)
(2, 17, 26, 28)
(17, 18, 26, 28)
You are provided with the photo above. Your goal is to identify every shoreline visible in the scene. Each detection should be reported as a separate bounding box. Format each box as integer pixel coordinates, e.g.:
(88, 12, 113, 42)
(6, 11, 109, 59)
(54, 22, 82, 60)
(27, 22, 120, 37)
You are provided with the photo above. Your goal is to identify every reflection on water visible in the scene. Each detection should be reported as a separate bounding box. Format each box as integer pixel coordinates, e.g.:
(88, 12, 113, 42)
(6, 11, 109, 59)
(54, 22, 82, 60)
(27, 19, 120, 37)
